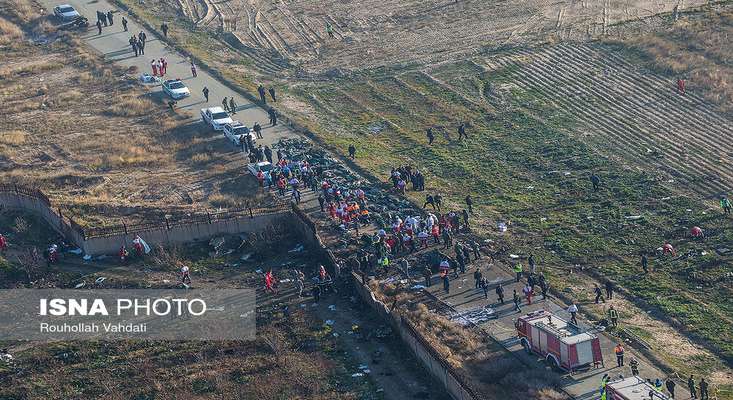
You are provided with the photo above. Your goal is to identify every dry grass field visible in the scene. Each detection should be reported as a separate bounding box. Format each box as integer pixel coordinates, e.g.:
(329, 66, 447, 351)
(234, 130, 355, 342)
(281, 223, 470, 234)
(0, 1, 268, 227)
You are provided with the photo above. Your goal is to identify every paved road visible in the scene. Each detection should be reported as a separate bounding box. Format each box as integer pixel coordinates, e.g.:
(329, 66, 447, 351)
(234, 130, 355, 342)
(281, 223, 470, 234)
(424, 257, 688, 399)
(40, 0, 296, 150)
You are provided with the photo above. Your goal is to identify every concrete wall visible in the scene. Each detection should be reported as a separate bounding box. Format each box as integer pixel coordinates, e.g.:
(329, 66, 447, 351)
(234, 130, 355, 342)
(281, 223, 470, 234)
(350, 272, 480, 400)
(0, 191, 85, 247)
(82, 211, 287, 255)
(1, 189, 289, 256)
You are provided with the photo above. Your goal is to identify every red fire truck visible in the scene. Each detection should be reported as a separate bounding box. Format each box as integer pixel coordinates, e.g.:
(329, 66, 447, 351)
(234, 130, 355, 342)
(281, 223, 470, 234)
(516, 310, 603, 372)
(605, 377, 671, 400)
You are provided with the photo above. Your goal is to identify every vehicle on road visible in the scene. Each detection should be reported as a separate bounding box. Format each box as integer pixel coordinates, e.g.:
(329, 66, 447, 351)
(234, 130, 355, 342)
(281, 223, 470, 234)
(223, 122, 254, 146)
(200, 107, 233, 131)
(516, 310, 603, 373)
(605, 376, 670, 399)
(53, 4, 81, 21)
(247, 161, 274, 176)
(162, 79, 190, 100)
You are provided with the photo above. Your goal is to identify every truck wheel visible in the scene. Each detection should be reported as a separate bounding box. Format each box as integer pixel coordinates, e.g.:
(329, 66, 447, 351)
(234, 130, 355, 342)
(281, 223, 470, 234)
(521, 339, 531, 354)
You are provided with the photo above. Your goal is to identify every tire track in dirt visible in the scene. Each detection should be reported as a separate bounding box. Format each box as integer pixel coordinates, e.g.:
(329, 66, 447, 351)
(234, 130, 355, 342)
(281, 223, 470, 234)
(468, 44, 733, 198)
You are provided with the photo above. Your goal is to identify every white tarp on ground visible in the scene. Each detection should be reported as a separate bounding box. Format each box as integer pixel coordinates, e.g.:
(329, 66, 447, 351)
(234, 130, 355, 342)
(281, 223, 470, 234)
(448, 307, 496, 326)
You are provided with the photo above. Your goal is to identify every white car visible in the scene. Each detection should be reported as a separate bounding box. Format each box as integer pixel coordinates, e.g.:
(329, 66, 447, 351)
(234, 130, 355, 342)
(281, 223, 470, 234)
(162, 79, 190, 100)
(200, 107, 233, 131)
(223, 122, 254, 146)
(53, 4, 81, 21)
(247, 161, 274, 176)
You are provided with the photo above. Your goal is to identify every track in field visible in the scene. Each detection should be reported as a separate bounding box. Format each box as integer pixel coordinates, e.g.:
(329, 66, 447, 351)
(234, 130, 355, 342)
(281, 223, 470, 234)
(427, 43, 733, 199)
(164, 0, 707, 75)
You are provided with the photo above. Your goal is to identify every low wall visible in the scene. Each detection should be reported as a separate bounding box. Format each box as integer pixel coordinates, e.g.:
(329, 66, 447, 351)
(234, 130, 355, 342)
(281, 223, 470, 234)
(350, 272, 481, 400)
(82, 211, 287, 255)
(0, 190, 85, 247)
(0, 185, 290, 256)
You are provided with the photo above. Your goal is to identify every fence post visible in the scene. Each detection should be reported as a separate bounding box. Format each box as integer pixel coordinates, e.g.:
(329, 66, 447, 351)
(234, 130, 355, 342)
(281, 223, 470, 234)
(124, 223, 128, 235)
(207, 212, 212, 224)
(249, 207, 253, 219)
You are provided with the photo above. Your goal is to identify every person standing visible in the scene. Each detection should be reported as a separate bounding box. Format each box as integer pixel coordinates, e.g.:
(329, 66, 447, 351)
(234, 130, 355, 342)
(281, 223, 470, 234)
(268, 108, 277, 126)
(608, 305, 619, 328)
(202, 86, 209, 102)
(539, 278, 548, 300)
(688, 376, 697, 399)
(348, 144, 356, 159)
(465, 195, 473, 213)
(591, 173, 601, 191)
(180, 265, 191, 284)
(129, 36, 138, 56)
(676, 77, 686, 95)
(480, 277, 488, 299)
(512, 289, 522, 313)
(426, 127, 435, 145)
(268, 87, 276, 102)
(614, 343, 625, 367)
(699, 378, 709, 400)
(442, 273, 450, 294)
(605, 281, 614, 300)
(253, 122, 262, 139)
(161, 22, 169, 37)
(295, 269, 305, 297)
(423, 266, 432, 287)
(106, 10, 114, 26)
(96, 19, 102, 35)
(473, 268, 482, 289)
(629, 358, 639, 375)
(457, 122, 466, 140)
(326, 22, 335, 38)
(522, 283, 533, 305)
(151, 59, 158, 76)
(229, 97, 237, 114)
(264, 146, 273, 163)
(665, 378, 676, 399)
(138, 31, 146, 54)
(567, 303, 578, 325)
(190, 61, 197, 78)
(641, 253, 649, 274)
(721, 196, 732, 214)
(121, 16, 128, 31)
(0, 234, 8, 253)
(594, 284, 605, 304)
(495, 283, 505, 304)
(513, 262, 523, 282)
(258, 85, 267, 103)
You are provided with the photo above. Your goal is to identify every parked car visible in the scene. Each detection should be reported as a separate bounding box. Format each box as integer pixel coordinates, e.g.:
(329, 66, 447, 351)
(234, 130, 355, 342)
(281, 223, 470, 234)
(162, 79, 190, 100)
(247, 161, 274, 176)
(223, 122, 253, 146)
(53, 4, 81, 21)
(200, 107, 233, 131)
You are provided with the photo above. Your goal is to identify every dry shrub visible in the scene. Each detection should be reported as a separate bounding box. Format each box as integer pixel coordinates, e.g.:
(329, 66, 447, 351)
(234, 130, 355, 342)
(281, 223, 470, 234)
(106, 95, 154, 117)
(0, 60, 64, 79)
(190, 152, 213, 164)
(208, 193, 239, 209)
(0, 130, 28, 145)
(0, 17, 23, 41)
(76, 71, 94, 83)
(55, 89, 84, 103)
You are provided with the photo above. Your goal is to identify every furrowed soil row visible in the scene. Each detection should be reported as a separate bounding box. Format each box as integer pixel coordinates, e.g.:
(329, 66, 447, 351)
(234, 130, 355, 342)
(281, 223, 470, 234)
(477, 45, 733, 197)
